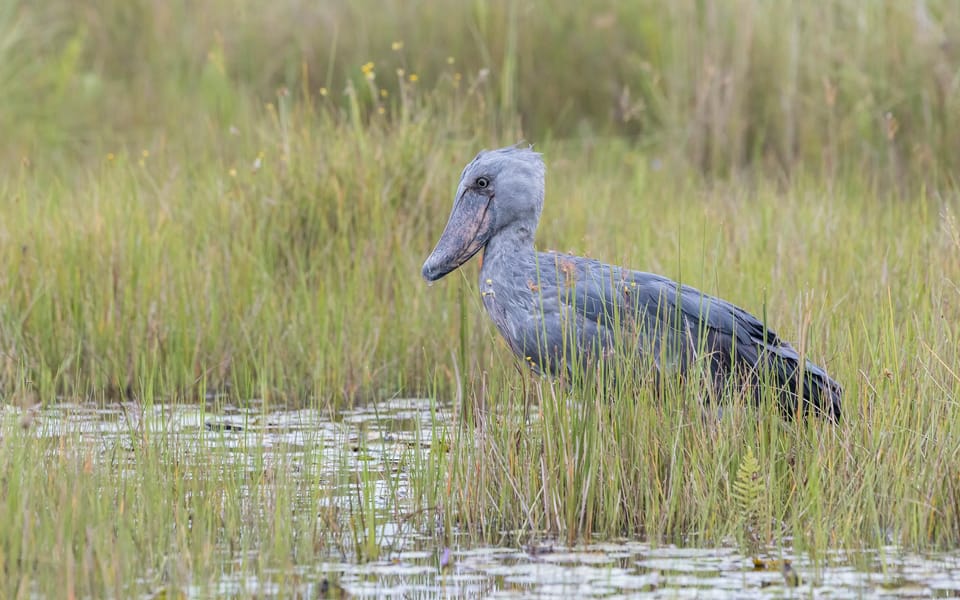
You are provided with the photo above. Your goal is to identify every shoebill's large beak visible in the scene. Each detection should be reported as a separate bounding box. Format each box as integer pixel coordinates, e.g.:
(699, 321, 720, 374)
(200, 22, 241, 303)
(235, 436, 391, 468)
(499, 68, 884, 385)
(421, 188, 494, 282)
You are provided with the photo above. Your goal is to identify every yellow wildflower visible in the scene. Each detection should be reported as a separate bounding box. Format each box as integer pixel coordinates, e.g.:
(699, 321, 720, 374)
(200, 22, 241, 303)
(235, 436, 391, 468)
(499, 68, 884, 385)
(362, 61, 376, 80)
(391, 41, 404, 51)
(408, 73, 419, 83)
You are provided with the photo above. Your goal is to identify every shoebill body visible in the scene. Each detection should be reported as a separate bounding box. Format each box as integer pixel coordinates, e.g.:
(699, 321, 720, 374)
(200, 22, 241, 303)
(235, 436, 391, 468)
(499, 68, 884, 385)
(422, 146, 842, 420)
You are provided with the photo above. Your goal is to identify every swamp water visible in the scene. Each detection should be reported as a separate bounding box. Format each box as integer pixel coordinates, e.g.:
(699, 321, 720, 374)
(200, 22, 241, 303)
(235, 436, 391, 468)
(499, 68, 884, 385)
(19, 399, 960, 598)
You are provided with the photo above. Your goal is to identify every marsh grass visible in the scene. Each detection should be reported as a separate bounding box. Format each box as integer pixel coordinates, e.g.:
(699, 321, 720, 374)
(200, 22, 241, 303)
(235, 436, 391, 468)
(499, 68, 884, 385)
(420, 167, 960, 553)
(430, 361, 960, 550)
(0, 396, 445, 597)
(4, 1, 960, 180)
(1, 0, 960, 594)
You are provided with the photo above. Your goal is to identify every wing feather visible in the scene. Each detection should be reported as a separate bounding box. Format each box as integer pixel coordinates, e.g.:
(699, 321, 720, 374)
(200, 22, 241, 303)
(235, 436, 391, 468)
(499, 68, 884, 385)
(545, 252, 841, 420)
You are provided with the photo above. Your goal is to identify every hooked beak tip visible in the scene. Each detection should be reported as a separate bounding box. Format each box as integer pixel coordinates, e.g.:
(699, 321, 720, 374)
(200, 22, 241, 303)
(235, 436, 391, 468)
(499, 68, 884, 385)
(421, 261, 443, 283)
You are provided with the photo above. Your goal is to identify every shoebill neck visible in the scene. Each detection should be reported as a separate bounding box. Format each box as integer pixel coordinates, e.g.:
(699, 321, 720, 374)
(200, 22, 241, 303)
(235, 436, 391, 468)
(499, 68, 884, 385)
(479, 222, 536, 277)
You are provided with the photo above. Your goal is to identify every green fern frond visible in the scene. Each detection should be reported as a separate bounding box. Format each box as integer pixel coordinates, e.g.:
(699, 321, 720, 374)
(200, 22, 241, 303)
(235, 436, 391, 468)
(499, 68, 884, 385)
(732, 446, 764, 556)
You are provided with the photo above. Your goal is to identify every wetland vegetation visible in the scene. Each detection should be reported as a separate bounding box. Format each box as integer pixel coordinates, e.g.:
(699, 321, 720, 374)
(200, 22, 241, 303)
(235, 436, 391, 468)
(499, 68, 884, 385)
(1, 0, 959, 596)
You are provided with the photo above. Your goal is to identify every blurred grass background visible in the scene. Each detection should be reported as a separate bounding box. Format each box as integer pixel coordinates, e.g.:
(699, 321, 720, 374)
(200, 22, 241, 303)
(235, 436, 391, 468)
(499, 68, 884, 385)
(0, 0, 958, 404)
(3, 0, 959, 179)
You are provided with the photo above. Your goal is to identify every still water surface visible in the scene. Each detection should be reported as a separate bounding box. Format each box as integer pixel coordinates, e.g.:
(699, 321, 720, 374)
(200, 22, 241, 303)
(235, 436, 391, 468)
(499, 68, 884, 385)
(31, 399, 960, 598)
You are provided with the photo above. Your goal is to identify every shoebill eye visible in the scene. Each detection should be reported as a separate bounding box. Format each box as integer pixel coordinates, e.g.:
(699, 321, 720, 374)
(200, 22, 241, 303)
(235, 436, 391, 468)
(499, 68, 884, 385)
(475, 176, 490, 189)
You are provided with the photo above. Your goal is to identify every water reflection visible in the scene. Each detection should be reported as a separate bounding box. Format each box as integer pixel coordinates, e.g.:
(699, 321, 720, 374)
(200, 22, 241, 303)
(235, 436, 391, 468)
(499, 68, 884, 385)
(24, 400, 960, 598)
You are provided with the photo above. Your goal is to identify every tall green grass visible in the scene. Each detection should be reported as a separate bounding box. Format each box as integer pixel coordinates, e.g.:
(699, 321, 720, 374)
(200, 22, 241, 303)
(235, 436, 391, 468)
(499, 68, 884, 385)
(4, 0, 960, 178)
(4, 112, 956, 405)
(1, 93, 490, 401)
(0, 405, 294, 597)
(0, 399, 442, 597)
(413, 168, 960, 551)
